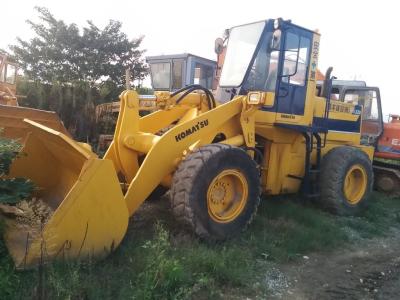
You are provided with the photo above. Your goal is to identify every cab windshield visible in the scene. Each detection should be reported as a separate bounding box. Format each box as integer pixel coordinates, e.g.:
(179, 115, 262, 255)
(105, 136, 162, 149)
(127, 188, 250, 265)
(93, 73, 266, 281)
(219, 21, 265, 87)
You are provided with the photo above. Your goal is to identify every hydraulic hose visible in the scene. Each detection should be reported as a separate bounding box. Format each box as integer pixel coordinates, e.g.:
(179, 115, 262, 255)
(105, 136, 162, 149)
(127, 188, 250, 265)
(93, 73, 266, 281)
(171, 84, 216, 110)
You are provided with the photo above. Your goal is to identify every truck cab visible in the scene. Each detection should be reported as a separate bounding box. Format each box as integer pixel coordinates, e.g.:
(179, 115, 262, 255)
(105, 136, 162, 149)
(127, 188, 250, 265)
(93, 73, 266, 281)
(146, 53, 217, 92)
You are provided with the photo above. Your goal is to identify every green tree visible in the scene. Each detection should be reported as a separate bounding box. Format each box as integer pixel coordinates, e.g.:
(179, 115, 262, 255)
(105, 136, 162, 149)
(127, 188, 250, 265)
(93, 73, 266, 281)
(10, 7, 147, 86)
(8, 7, 148, 141)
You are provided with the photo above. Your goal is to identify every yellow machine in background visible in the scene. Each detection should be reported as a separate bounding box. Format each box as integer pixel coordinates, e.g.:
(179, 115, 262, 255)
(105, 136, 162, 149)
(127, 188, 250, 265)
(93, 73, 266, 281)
(0, 54, 71, 142)
(1, 18, 376, 268)
(0, 54, 19, 106)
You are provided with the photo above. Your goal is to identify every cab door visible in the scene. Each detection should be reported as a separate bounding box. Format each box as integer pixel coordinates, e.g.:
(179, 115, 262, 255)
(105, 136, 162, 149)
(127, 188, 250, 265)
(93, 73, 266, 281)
(275, 27, 312, 119)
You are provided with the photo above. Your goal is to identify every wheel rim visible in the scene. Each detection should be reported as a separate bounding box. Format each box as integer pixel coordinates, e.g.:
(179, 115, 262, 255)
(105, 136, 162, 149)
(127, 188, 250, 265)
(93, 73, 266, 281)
(343, 164, 367, 204)
(207, 169, 248, 223)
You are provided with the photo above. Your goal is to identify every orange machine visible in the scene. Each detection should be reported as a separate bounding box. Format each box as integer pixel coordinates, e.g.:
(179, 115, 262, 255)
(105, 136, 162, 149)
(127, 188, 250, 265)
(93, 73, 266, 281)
(375, 114, 400, 160)
(373, 114, 400, 194)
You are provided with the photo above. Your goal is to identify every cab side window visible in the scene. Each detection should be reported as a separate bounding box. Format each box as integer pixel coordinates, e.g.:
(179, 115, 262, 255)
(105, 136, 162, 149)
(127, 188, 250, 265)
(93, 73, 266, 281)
(282, 33, 310, 86)
(6, 64, 16, 85)
(172, 60, 183, 90)
(193, 63, 214, 89)
(344, 89, 382, 137)
(150, 63, 171, 90)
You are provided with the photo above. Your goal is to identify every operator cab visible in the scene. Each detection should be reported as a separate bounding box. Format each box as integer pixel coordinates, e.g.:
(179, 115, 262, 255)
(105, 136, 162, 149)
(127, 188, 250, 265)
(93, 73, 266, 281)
(146, 53, 217, 92)
(218, 19, 382, 144)
(219, 19, 318, 122)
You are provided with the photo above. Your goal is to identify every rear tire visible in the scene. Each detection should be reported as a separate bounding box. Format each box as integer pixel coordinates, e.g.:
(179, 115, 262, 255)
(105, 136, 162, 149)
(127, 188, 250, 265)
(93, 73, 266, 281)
(170, 144, 261, 240)
(319, 146, 373, 215)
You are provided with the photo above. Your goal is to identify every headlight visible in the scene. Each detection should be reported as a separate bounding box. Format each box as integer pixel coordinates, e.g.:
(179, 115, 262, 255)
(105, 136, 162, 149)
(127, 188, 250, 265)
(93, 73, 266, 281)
(247, 92, 263, 104)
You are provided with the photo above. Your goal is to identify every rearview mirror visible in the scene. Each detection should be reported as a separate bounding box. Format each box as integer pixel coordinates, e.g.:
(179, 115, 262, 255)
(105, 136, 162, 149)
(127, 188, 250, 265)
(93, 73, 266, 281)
(214, 38, 224, 55)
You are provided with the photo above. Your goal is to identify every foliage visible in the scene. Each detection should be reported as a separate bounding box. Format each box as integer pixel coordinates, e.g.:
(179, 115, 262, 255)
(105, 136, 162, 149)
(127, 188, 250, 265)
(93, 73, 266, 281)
(0, 134, 21, 175)
(17, 76, 100, 140)
(132, 223, 189, 299)
(0, 220, 19, 298)
(374, 157, 400, 166)
(1, 193, 399, 299)
(136, 86, 154, 95)
(0, 178, 34, 204)
(10, 7, 148, 86)
(0, 135, 34, 204)
(7, 7, 149, 141)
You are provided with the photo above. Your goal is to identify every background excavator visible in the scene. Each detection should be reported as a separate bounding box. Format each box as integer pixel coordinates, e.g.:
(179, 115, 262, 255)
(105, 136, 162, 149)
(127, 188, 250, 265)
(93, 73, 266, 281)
(0, 18, 399, 270)
(374, 114, 400, 194)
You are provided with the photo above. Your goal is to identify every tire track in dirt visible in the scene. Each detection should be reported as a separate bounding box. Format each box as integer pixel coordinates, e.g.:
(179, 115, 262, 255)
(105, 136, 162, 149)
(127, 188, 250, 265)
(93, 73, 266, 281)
(270, 232, 400, 300)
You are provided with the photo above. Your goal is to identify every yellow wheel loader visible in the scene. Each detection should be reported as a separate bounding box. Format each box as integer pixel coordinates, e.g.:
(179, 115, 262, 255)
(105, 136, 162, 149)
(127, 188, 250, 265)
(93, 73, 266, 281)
(1, 18, 377, 268)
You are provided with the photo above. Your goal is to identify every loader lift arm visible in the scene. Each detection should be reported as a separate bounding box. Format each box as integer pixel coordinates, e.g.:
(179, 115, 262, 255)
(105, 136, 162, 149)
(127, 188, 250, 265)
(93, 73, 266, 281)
(2, 87, 263, 268)
(106, 89, 261, 215)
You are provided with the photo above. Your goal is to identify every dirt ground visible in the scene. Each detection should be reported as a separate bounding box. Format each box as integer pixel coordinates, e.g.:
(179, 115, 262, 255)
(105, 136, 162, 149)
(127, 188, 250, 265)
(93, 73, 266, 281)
(267, 230, 400, 300)
(122, 197, 400, 300)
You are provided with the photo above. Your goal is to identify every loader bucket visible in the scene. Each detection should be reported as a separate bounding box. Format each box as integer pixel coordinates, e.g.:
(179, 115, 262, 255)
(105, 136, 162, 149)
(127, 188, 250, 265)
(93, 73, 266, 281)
(0, 104, 71, 141)
(2, 120, 129, 269)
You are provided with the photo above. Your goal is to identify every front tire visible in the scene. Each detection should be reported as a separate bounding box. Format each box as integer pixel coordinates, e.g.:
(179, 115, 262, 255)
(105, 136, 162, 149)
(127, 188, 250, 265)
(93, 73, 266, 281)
(170, 144, 261, 240)
(146, 185, 168, 202)
(319, 146, 373, 215)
